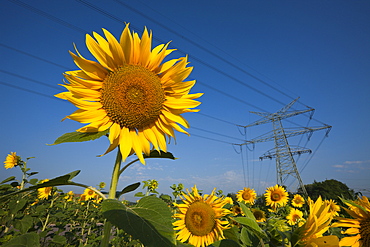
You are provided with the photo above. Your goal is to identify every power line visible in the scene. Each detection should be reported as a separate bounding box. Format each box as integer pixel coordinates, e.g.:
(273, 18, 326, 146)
(5, 0, 330, 147)
(8, 0, 87, 34)
(112, 0, 298, 102)
(75, 0, 329, 127)
(76, 0, 291, 107)
(8, 0, 325, 129)
(0, 70, 60, 90)
(192, 126, 245, 142)
(0, 81, 62, 101)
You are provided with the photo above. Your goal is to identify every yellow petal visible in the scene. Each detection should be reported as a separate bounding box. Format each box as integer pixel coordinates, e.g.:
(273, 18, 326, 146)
(69, 51, 107, 80)
(119, 127, 133, 161)
(161, 108, 189, 128)
(130, 130, 145, 164)
(164, 98, 201, 109)
(108, 123, 121, 144)
(86, 33, 116, 70)
(139, 27, 152, 66)
(120, 24, 133, 64)
(102, 28, 125, 66)
(68, 109, 106, 123)
(142, 126, 160, 151)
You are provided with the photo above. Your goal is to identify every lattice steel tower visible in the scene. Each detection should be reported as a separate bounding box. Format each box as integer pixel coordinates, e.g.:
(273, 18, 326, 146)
(239, 98, 331, 194)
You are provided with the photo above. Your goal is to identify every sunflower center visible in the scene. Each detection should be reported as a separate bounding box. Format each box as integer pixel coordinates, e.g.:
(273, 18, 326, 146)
(292, 214, 301, 222)
(253, 210, 264, 220)
(242, 191, 251, 200)
(101, 64, 165, 129)
(271, 192, 281, 201)
(360, 218, 370, 246)
(185, 201, 216, 236)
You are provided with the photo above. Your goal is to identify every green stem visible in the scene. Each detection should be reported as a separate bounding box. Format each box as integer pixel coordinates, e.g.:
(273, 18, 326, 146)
(100, 149, 122, 247)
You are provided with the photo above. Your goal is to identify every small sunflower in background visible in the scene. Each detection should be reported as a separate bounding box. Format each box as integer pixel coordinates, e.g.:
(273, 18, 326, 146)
(264, 184, 289, 209)
(291, 194, 305, 208)
(64, 191, 75, 202)
(83, 188, 97, 200)
(3, 152, 20, 169)
(252, 208, 266, 223)
(37, 179, 53, 200)
(286, 208, 305, 226)
(332, 196, 370, 247)
(231, 205, 243, 216)
(325, 199, 340, 217)
(236, 187, 257, 205)
(55, 24, 202, 164)
(173, 185, 230, 247)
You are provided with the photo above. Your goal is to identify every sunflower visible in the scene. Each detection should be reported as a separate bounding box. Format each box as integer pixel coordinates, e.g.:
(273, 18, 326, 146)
(4, 152, 19, 169)
(292, 194, 305, 208)
(83, 188, 97, 200)
(325, 199, 340, 217)
(331, 196, 370, 247)
(55, 24, 202, 164)
(231, 205, 243, 216)
(264, 184, 289, 209)
(38, 179, 53, 200)
(252, 208, 266, 223)
(64, 191, 75, 202)
(286, 208, 305, 226)
(173, 185, 231, 247)
(297, 196, 339, 246)
(236, 187, 257, 205)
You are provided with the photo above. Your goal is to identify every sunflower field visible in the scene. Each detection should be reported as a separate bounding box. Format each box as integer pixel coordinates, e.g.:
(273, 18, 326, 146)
(1, 25, 369, 247)
(1, 152, 369, 247)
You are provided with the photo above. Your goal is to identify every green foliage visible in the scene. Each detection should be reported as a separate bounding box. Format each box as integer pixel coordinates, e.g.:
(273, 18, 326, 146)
(300, 179, 355, 200)
(102, 196, 176, 246)
(49, 129, 109, 145)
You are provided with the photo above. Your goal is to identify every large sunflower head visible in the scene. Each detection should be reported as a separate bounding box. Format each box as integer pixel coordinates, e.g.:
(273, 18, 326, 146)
(55, 24, 202, 164)
(291, 194, 305, 208)
(236, 187, 257, 205)
(264, 184, 289, 209)
(331, 196, 370, 247)
(173, 185, 231, 247)
(4, 152, 20, 169)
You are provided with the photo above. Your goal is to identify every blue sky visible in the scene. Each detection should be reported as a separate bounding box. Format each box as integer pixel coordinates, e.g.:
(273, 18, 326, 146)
(1, 0, 369, 201)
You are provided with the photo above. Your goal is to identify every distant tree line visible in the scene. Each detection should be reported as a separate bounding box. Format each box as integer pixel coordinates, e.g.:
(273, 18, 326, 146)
(298, 179, 356, 201)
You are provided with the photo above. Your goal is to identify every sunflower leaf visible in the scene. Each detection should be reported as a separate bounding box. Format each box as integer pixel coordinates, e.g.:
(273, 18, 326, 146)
(2, 232, 40, 247)
(1, 176, 16, 184)
(235, 202, 268, 240)
(0, 170, 81, 202)
(102, 196, 176, 247)
(48, 129, 109, 145)
(117, 182, 141, 198)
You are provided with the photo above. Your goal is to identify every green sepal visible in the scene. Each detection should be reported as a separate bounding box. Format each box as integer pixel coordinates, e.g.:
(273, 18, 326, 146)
(48, 129, 109, 145)
(0, 170, 81, 201)
(144, 150, 176, 160)
(102, 196, 176, 247)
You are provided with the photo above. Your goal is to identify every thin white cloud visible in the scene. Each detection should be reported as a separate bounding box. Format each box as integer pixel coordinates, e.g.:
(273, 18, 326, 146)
(344, 160, 370, 165)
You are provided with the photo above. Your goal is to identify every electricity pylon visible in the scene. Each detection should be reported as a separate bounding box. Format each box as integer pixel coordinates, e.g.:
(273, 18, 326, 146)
(239, 98, 331, 195)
